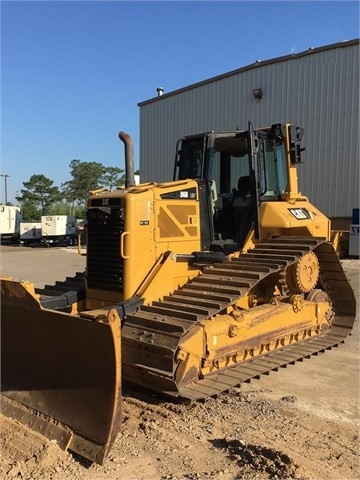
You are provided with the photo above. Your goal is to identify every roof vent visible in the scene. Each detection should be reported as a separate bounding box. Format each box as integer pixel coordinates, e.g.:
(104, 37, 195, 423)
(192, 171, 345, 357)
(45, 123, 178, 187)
(156, 87, 164, 97)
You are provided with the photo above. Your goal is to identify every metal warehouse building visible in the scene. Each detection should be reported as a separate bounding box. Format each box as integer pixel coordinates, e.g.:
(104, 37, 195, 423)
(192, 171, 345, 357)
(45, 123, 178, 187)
(138, 39, 359, 221)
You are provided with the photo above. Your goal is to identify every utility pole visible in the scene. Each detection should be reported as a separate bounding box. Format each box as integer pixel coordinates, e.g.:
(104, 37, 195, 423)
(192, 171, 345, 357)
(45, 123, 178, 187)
(1, 174, 10, 204)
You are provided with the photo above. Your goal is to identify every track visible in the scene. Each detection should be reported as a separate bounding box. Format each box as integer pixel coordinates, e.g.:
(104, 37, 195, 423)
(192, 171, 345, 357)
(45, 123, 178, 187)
(36, 271, 85, 297)
(121, 237, 356, 400)
(36, 271, 86, 311)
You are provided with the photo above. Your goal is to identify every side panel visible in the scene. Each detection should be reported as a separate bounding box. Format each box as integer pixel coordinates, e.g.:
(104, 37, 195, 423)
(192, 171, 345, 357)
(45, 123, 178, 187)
(122, 182, 202, 302)
(122, 193, 157, 299)
(258, 200, 331, 240)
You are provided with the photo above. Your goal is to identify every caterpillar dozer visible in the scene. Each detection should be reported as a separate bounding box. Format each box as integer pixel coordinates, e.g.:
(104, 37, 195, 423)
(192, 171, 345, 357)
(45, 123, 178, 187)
(1, 122, 356, 464)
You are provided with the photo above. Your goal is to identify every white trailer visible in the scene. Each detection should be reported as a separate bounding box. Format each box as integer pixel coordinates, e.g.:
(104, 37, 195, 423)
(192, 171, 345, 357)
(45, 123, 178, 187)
(0, 205, 22, 243)
(41, 215, 78, 247)
(20, 222, 42, 246)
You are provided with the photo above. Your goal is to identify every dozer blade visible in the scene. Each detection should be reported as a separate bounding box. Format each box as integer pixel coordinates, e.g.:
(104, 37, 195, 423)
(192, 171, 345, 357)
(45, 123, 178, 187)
(0, 278, 122, 465)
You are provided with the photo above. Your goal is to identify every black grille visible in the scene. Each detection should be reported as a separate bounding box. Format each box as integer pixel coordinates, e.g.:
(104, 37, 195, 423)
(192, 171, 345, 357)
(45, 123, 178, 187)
(86, 207, 124, 292)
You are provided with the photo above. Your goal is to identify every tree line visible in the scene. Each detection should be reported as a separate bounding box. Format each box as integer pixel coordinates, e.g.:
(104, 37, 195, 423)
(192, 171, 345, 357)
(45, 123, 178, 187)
(15, 160, 135, 221)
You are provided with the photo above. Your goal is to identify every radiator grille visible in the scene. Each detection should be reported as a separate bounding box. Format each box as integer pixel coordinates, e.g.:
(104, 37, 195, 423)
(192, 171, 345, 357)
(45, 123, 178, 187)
(86, 207, 124, 292)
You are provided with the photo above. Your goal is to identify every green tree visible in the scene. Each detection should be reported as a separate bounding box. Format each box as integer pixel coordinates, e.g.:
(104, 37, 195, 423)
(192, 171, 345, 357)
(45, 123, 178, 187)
(61, 160, 105, 210)
(16, 174, 63, 216)
(48, 202, 71, 216)
(19, 200, 41, 221)
(101, 166, 125, 190)
(61, 161, 126, 214)
(48, 201, 85, 218)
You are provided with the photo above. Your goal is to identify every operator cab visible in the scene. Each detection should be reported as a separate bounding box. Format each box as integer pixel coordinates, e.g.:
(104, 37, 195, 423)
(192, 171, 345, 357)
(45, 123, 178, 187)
(174, 124, 295, 253)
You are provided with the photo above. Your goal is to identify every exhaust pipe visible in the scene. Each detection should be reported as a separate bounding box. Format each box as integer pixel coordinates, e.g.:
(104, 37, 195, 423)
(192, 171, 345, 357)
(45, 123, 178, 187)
(119, 131, 135, 188)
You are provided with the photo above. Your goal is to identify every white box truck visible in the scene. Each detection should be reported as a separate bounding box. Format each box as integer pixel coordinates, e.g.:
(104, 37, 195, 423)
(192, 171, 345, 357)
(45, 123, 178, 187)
(41, 215, 78, 247)
(0, 205, 22, 243)
(20, 222, 42, 246)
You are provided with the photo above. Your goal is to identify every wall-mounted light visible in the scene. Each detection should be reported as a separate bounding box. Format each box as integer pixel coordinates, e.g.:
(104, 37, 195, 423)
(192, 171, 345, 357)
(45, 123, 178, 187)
(252, 88, 263, 100)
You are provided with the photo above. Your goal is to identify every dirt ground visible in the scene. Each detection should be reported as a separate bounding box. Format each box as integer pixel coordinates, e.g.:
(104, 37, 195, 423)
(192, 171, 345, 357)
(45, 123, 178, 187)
(0, 246, 359, 480)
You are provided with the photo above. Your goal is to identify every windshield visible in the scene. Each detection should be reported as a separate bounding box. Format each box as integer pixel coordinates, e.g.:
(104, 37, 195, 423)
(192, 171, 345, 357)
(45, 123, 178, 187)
(177, 130, 287, 199)
(177, 133, 250, 193)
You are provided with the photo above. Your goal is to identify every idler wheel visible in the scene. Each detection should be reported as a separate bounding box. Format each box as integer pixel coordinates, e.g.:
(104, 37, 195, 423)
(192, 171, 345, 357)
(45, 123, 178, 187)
(307, 288, 329, 303)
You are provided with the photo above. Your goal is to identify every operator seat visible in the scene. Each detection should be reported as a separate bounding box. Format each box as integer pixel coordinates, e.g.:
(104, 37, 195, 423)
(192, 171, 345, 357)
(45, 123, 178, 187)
(233, 175, 252, 244)
(235, 175, 250, 200)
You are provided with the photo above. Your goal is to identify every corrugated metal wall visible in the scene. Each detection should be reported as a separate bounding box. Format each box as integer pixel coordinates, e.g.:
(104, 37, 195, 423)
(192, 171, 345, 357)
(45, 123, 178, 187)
(139, 40, 359, 218)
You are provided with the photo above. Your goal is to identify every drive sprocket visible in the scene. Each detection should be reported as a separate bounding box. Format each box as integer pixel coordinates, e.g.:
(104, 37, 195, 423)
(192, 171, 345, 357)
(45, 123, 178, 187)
(285, 251, 320, 293)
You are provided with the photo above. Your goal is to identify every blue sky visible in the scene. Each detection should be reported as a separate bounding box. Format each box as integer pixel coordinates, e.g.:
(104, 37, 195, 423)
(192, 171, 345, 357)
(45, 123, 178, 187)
(1, 0, 359, 205)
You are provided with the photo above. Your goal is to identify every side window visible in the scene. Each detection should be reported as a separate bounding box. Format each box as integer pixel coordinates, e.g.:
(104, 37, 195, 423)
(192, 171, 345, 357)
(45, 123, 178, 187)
(258, 139, 287, 197)
(177, 139, 204, 179)
(275, 145, 287, 194)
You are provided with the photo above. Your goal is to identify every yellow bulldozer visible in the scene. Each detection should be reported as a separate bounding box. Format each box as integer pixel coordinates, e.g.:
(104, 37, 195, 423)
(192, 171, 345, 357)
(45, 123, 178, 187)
(1, 122, 356, 464)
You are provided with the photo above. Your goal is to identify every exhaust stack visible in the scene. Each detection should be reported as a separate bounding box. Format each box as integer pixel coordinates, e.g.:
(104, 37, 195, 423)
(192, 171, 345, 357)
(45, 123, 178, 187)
(119, 131, 135, 188)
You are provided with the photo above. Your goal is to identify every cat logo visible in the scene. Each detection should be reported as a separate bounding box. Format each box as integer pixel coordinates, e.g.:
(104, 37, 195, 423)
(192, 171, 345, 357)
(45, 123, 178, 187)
(288, 208, 312, 220)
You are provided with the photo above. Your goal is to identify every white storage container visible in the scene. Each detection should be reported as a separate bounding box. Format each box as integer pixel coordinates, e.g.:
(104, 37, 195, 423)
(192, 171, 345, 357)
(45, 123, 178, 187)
(0, 205, 21, 235)
(349, 224, 360, 257)
(41, 216, 77, 237)
(20, 223, 42, 243)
